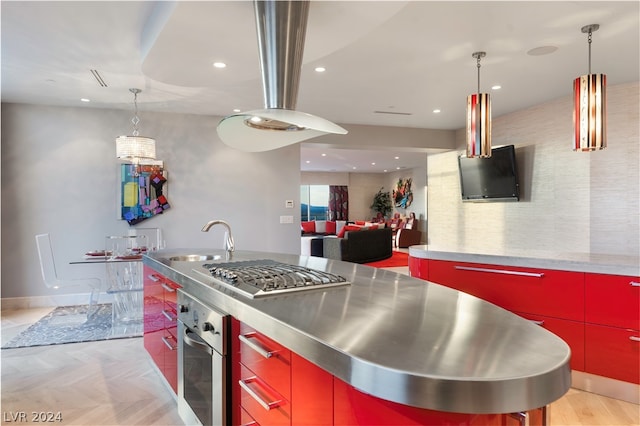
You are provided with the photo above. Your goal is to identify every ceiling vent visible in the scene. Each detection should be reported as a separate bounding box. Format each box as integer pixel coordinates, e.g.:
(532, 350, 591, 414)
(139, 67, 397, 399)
(90, 69, 108, 87)
(216, 0, 347, 152)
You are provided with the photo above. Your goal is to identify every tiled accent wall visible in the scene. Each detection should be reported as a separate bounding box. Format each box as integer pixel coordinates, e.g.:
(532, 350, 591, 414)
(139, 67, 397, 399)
(427, 82, 639, 258)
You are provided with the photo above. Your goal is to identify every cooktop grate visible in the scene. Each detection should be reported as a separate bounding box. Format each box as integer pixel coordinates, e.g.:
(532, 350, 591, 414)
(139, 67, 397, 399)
(196, 259, 349, 298)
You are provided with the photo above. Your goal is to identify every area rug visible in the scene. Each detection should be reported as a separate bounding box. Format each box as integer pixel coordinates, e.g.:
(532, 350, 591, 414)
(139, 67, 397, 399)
(1, 304, 148, 349)
(363, 251, 409, 268)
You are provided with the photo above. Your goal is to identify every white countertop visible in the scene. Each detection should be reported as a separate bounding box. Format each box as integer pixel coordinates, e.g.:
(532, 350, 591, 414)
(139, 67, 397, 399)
(408, 245, 639, 276)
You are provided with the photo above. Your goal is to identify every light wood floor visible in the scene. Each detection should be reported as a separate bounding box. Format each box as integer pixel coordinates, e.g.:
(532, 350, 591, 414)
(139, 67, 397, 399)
(2, 305, 638, 426)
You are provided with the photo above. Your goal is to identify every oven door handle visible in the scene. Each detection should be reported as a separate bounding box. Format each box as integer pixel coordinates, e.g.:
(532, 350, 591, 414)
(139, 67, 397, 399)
(183, 327, 213, 356)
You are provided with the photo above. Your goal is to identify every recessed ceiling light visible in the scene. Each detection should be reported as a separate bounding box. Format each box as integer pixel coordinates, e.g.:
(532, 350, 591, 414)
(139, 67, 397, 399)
(527, 46, 558, 56)
(315, 67, 326, 73)
(383, 169, 388, 173)
(213, 62, 227, 68)
(371, 162, 376, 166)
(306, 160, 311, 164)
(80, 98, 90, 102)
(352, 166, 357, 170)
(491, 85, 501, 90)
(394, 156, 399, 160)
(233, 108, 241, 113)
(433, 109, 441, 113)
(321, 153, 326, 157)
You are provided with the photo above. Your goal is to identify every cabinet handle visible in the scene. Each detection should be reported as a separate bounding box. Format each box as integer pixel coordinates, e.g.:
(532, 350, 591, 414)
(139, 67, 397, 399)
(239, 333, 275, 358)
(147, 274, 161, 282)
(455, 265, 544, 278)
(630, 281, 640, 287)
(238, 377, 281, 411)
(508, 411, 530, 426)
(161, 335, 177, 350)
(161, 283, 176, 292)
(630, 336, 640, 342)
(162, 309, 177, 322)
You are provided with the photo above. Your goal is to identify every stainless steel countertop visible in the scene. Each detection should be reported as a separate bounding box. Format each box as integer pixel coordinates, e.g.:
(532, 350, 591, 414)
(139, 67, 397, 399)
(145, 248, 571, 414)
(408, 245, 640, 277)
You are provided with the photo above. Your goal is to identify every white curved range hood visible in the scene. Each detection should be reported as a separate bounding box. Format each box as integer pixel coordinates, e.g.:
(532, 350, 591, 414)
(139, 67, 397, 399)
(217, 0, 347, 152)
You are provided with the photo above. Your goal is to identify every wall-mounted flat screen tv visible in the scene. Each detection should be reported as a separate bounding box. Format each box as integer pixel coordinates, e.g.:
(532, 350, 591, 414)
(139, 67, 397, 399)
(458, 145, 520, 202)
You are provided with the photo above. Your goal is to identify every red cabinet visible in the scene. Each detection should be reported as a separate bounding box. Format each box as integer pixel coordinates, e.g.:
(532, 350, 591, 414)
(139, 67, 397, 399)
(410, 256, 640, 385)
(585, 273, 640, 329)
(584, 273, 640, 384)
(426, 259, 584, 321)
(515, 311, 585, 371)
(143, 265, 181, 393)
(291, 353, 333, 426)
(585, 324, 640, 384)
(332, 378, 551, 426)
(237, 322, 292, 425)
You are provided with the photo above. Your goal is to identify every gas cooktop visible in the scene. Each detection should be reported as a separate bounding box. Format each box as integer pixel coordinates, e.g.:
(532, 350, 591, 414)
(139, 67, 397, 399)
(192, 259, 350, 299)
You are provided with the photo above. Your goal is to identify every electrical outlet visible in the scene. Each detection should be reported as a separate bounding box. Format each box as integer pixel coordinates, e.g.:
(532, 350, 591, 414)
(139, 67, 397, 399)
(285, 200, 294, 208)
(280, 215, 294, 224)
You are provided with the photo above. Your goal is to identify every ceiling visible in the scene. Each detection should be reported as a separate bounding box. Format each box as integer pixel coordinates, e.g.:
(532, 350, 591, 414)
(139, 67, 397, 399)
(2, 1, 638, 173)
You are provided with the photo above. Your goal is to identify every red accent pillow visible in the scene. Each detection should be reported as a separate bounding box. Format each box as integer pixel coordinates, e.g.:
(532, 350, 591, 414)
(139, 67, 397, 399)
(326, 221, 337, 234)
(301, 221, 315, 234)
(338, 225, 361, 238)
(355, 220, 366, 226)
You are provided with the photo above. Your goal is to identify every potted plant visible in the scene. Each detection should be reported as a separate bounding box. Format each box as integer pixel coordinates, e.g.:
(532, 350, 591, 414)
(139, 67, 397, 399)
(370, 187, 392, 219)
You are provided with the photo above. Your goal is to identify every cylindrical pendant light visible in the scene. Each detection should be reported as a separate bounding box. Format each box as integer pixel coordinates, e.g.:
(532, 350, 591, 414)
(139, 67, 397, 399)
(573, 24, 606, 151)
(466, 52, 491, 158)
(116, 88, 156, 160)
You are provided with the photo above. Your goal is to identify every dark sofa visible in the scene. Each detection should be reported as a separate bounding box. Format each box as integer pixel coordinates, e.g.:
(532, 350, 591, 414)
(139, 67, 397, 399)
(322, 227, 392, 264)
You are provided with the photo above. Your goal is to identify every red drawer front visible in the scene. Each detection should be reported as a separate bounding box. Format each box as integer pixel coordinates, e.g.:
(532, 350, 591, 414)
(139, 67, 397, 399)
(239, 324, 291, 400)
(291, 353, 333, 425)
(408, 257, 428, 280)
(585, 323, 640, 384)
(240, 407, 258, 426)
(161, 277, 180, 305)
(143, 330, 164, 371)
(427, 260, 584, 321)
(516, 312, 584, 372)
(163, 329, 178, 393)
(585, 273, 640, 329)
(162, 303, 178, 331)
(333, 378, 502, 426)
(239, 364, 290, 426)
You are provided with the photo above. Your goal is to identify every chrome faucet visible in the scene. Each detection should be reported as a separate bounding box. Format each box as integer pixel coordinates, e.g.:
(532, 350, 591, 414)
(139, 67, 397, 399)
(201, 220, 235, 259)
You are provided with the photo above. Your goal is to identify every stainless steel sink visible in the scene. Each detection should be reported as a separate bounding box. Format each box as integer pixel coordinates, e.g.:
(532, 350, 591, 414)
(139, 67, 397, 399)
(169, 254, 222, 262)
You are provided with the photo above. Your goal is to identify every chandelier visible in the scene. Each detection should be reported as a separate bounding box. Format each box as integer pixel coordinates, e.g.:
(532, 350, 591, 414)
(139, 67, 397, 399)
(116, 88, 156, 160)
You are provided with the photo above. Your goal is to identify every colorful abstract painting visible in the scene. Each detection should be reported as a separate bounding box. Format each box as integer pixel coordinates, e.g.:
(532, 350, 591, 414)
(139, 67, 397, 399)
(120, 161, 170, 225)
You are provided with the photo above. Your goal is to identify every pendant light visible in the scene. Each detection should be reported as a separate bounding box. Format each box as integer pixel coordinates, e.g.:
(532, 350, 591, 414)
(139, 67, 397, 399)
(216, 0, 347, 152)
(116, 88, 156, 160)
(573, 24, 606, 151)
(466, 51, 492, 158)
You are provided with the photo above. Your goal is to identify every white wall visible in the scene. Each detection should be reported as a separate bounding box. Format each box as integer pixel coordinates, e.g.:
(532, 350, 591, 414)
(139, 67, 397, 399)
(426, 82, 639, 258)
(1, 103, 301, 299)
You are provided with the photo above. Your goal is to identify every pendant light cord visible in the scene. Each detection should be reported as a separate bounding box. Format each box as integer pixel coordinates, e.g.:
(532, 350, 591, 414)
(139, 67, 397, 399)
(587, 29, 592, 75)
(130, 88, 141, 137)
(477, 55, 481, 94)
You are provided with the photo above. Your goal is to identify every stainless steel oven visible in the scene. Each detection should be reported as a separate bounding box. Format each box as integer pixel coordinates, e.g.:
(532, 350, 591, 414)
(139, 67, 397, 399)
(177, 290, 230, 426)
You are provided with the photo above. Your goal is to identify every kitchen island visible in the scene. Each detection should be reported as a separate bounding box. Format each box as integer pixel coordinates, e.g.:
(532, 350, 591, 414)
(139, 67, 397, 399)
(144, 248, 571, 425)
